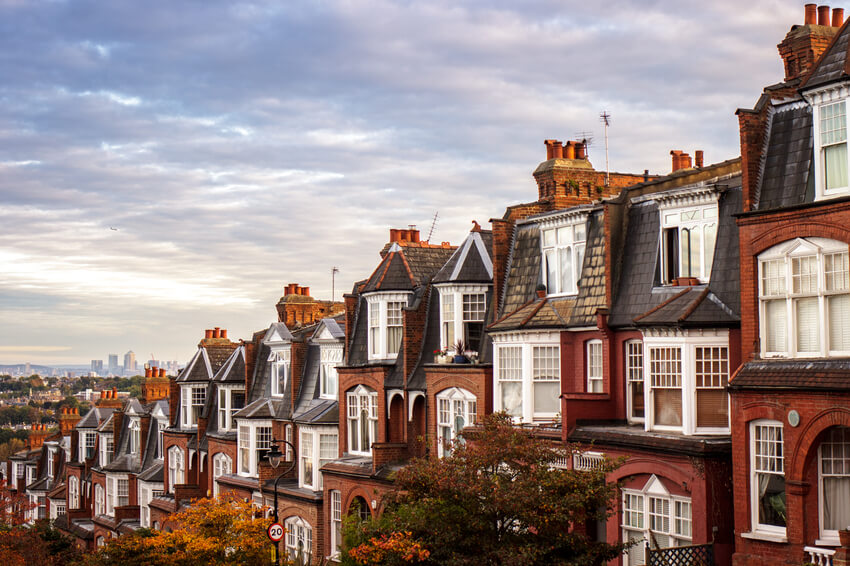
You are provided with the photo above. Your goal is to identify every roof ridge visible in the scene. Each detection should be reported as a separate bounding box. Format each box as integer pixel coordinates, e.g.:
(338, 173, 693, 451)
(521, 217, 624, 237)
(678, 286, 710, 322)
(633, 287, 692, 323)
(488, 297, 536, 328)
(520, 298, 548, 327)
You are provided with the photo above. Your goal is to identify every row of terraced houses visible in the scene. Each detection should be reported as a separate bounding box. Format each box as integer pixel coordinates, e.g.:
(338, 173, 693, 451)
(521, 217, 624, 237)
(9, 5, 850, 565)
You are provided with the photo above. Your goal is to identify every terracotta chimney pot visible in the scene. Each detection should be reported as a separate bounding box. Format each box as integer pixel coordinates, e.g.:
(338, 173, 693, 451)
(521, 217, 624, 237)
(544, 139, 557, 160)
(205, 329, 213, 339)
(695, 150, 704, 168)
(834, 7, 844, 26)
(552, 140, 563, 158)
(576, 142, 586, 159)
(221, 329, 228, 339)
(565, 141, 576, 159)
(806, 3, 818, 24)
(819, 5, 830, 26)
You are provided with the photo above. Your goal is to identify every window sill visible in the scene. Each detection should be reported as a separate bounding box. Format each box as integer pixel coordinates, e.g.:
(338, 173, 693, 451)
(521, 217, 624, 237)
(562, 392, 610, 401)
(815, 538, 840, 547)
(741, 530, 787, 543)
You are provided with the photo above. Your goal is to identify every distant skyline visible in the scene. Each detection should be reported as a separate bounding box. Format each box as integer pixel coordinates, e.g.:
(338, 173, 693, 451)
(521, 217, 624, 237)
(1, 1, 803, 364)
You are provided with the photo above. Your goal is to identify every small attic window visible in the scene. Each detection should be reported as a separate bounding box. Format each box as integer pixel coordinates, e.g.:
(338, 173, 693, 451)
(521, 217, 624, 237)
(818, 100, 849, 198)
(540, 219, 586, 296)
(659, 204, 717, 285)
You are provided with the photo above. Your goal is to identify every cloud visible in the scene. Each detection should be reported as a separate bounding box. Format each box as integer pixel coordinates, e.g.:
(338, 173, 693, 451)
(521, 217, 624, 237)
(0, 0, 801, 363)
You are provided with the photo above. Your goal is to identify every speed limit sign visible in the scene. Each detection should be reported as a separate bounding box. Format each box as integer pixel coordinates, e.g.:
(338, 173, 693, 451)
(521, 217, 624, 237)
(267, 522, 284, 542)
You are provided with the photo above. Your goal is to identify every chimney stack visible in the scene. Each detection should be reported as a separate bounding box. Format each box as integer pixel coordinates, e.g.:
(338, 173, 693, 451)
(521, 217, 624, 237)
(778, 4, 841, 82)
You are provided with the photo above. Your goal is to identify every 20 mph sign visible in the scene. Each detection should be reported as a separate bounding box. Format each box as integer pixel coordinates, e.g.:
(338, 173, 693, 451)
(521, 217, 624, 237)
(267, 522, 284, 542)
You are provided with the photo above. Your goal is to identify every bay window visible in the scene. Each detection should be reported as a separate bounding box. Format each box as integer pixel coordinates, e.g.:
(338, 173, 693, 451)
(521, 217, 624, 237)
(106, 475, 128, 515)
(218, 386, 245, 431)
(815, 99, 849, 197)
(586, 340, 603, 393)
(622, 476, 692, 566)
(437, 286, 489, 353)
(659, 199, 718, 284)
(366, 293, 409, 360)
(181, 384, 206, 428)
(494, 333, 561, 423)
(541, 218, 587, 296)
(436, 388, 477, 457)
(319, 344, 342, 399)
(270, 347, 290, 397)
(759, 238, 850, 358)
(626, 340, 645, 422)
(237, 421, 272, 476)
(299, 426, 338, 489)
(347, 386, 378, 456)
(68, 476, 78, 509)
(819, 427, 850, 542)
(94, 483, 104, 516)
(750, 420, 786, 536)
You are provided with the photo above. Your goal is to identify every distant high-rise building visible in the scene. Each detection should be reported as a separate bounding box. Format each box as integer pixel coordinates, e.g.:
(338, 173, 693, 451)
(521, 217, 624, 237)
(91, 360, 103, 375)
(24, 362, 30, 376)
(123, 351, 136, 374)
(108, 354, 119, 373)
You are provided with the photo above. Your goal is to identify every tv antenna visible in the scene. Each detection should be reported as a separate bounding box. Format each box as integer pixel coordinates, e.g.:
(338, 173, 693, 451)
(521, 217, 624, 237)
(426, 211, 439, 242)
(574, 130, 594, 154)
(600, 111, 611, 186)
(331, 266, 340, 302)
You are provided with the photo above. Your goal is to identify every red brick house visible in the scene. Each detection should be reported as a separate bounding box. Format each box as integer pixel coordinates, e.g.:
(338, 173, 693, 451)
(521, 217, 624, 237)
(730, 5, 850, 566)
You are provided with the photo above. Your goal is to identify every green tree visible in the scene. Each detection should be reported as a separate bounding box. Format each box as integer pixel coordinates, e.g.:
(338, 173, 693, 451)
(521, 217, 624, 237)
(342, 413, 625, 566)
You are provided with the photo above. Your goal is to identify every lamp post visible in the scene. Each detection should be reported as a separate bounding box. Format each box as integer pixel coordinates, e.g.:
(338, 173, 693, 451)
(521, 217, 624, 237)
(265, 439, 296, 566)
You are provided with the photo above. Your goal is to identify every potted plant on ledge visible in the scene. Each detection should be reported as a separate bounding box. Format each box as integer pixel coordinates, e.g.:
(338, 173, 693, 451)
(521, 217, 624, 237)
(453, 339, 470, 364)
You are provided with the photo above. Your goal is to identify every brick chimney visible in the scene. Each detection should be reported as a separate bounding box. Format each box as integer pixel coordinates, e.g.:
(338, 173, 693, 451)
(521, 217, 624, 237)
(59, 407, 81, 436)
(778, 4, 842, 82)
(389, 228, 420, 244)
(142, 366, 170, 404)
(28, 423, 51, 450)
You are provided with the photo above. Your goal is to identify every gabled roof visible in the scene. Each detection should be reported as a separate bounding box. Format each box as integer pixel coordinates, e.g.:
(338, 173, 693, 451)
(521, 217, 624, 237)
(433, 229, 493, 284)
(264, 322, 293, 343)
(801, 19, 850, 90)
(176, 348, 213, 382)
(312, 317, 345, 341)
(489, 296, 572, 331)
(363, 244, 456, 292)
(213, 345, 246, 383)
(77, 407, 112, 429)
(234, 397, 289, 420)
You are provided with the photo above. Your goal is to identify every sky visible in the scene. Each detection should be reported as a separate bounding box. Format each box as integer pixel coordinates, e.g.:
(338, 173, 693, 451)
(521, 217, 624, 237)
(0, 0, 804, 366)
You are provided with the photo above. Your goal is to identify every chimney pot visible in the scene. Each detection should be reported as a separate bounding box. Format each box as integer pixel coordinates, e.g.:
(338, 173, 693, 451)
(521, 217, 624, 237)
(576, 142, 586, 159)
(552, 140, 564, 159)
(213, 327, 221, 338)
(695, 150, 704, 168)
(806, 3, 818, 24)
(819, 5, 830, 26)
(221, 329, 228, 339)
(205, 329, 213, 339)
(834, 7, 844, 26)
(544, 139, 557, 160)
(410, 230, 420, 243)
(564, 141, 576, 159)
(302, 288, 310, 298)
(145, 367, 151, 378)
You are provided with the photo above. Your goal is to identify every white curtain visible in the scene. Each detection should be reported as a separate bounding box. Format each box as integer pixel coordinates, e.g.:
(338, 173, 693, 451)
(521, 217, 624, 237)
(824, 476, 850, 531)
(825, 143, 848, 190)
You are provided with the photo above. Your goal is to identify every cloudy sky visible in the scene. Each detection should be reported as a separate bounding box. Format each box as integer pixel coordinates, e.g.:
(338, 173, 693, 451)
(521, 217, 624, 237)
(0, 0, 801, 366)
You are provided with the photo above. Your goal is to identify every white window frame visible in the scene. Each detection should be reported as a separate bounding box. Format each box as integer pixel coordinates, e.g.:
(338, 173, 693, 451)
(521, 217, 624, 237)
(138, 482, 160, 528)
(319, 344, 343, 399)
(212, 453, 232, 497)
(284, 516, 313, 564)
(436, 387, 477, 457)
(297, 427, 338, 490)
(26, 465, 35, 486)
(236, 420, 272, 477)
(217, 385, 246, 432)
(808, 89, 850, 200)
(181, 384, 206, 428)
(817, 427, 850, 544)
(436, 285, 489, 353)
(68, 475, 79, 510)
(330, 490, 342, 558)
(749, 420, 786, 538)
(105, 474, 128, 516)
(621, 475, 692, 566)
(365, 292, 409, 360)
(94, 483, 104, 516)
(168, 446, 185, 493)
(626, 340, 645, 424)
(540, 216, 587, 296)
(156, 419, 166, 459)
(586, 339, 603, 393)
(99, 433, 113, 467)
(758, 238, 850, 358)
(129, 418, 141, 455)
(269, 346, 291, 398)
(493, 332, 561, 424)
(79, 431, 96, 461)
(658, 198, 719, 285)
(643, 330, 730, 436)
(346, 385, 378, 456)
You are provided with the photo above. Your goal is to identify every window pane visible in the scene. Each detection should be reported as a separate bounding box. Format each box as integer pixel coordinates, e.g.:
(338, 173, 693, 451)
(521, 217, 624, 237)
(826, 143, 849, 191)
(533, 381, 560, 413)
(792, 256, 818, 294)
(559, 246, 573, 293)
(830, 295, 850, 352)
(765, 300, 788, 352)
(796, 296, 821, 352)
(386, 302, 403, 353)
(654, 388, 683, 427)
(545, 249, 558, 294)
(627, 341, 644, 419)
(704, 222, 716, 277)
(501, 382, 522, 416)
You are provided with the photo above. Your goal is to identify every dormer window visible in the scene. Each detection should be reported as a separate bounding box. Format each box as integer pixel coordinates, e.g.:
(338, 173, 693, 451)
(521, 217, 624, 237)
(270, 347, 290, 397)
(438, 286, 488, 353)
(218, 386, 245, 431)
(540, 220, 586, 296)
(659, 203, 717, 284)
(759, 237, 850, 358)
(818, 100, 849, 197)
(366, 293, 408, 360)
(181, 385, 206, 428)
(319, 344, 342, 399)
(129, 418, 140, 455)
(79, 431, 96, 461)
(99, 434, 113, 467)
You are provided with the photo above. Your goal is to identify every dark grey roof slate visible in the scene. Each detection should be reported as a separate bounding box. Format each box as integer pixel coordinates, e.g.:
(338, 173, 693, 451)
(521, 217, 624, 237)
(136, 462, 164, 483)
(433, 230, 493, 284)
(234, 397, 290, 420)
(77, 407, 111, 429)
(569, 210, 606, 326)
(176, 348, 211, 383)
(500, 224, 541, 315)
(407, 287, 442, 391)
(707, 187, 742, 315)
(293, 400, 339, 425)
(248, 343, 271, 401)
(756, 103, 814, 210)
(294, 344, 321, 413)
(213, 346, 246, 383)
(489, 297, 571, 331)
(610, 201, 660, 327)
(103, 453, 140, 474)
(803, 22, 850, 90)
(363, 251, 415, 292)
(346, 297, 369, 366)
(316, 318, 345, 339)
(403, 245, 457, 285)
(730, 359, 850, 390)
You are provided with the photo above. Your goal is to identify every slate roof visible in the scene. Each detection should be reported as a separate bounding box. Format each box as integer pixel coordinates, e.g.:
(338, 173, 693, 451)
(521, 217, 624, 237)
(802, 21, 850, 90)
(363, 244, 456, 293)
(609, 182, 742, 328)
(213, 345, 246, 384)
(755, 101, 814, 210)
(569, 210, 607, 326)
(291, 342, 339, 425)
(499, 224, 541, 315)
(233, 397, 290, 420)
(730, 359, 850, 390)
(489, 296, 572, 331)
(432, 230, 493, 284)
(77, 407, 112, 429)
(176, 348, 212, 383)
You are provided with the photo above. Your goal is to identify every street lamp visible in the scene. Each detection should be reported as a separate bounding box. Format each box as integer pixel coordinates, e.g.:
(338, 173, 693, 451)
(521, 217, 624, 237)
(266, 439, 296, 566)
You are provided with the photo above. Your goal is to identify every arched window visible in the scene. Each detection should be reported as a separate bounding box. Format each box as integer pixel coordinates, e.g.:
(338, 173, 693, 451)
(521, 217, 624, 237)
(168, 446, 184, 493)
(349, 496, 371, 522)
(621, 475, 692, 565)
(819, 426, 850, 542)
(94, 483, 104, 516)
(347, 385, 378, 456)
(759, 237, 850, 357)
(283, 516, 312, 565)
(68, 476, 79, 510)
(436, 388, 477, 457)
(96, 536, 105, 548)
(212, 453, 232, 497)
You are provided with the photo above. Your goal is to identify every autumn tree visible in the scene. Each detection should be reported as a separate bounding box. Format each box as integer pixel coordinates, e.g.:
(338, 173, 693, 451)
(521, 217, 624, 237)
(343, 413, 626, 566)
(0, 519, 82, 566)
(76, 495, 292, 566)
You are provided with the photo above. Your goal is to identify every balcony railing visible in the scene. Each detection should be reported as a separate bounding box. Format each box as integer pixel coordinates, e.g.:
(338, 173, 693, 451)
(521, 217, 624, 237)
(804, 546, 835, 566)
(572, 451, 605, 471)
